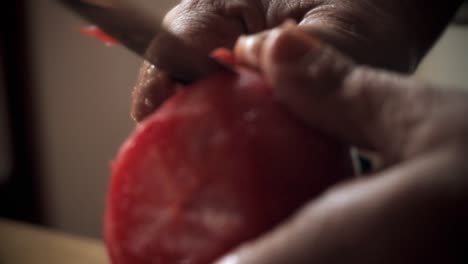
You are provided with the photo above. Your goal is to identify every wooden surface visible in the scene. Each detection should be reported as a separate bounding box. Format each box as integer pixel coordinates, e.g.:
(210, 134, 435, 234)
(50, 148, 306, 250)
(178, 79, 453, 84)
(0, 219, 108, 264)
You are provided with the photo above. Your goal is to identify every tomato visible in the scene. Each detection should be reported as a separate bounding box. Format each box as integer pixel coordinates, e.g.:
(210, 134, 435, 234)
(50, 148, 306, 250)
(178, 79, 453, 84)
(105, 68, 353, 264)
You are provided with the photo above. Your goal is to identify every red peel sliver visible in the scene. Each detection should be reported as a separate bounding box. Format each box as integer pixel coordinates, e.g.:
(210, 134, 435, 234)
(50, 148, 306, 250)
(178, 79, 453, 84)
(210, 48, 237, 67)
(80, 25, 120, 46)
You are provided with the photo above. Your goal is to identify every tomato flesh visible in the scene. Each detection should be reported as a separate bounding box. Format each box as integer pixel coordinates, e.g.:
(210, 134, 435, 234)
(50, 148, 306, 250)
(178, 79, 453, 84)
(105, 69, 353, 264)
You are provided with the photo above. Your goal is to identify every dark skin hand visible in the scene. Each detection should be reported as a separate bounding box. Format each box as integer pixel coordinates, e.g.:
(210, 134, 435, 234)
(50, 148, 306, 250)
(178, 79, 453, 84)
(212, 23, 468, 264)
(132, 0, 463, 121)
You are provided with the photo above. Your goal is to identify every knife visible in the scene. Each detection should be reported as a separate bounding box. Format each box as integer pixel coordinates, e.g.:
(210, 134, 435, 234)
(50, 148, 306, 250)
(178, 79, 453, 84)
(59, 0, 230, 83)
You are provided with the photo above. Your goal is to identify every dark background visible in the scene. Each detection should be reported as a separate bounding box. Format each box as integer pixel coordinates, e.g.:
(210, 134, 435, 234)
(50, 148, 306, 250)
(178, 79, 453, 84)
(0, 1, 43, 224)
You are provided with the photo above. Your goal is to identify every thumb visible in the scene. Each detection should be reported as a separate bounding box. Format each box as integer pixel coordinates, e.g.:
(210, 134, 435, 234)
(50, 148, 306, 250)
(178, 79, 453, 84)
(235, 24, 435, 164)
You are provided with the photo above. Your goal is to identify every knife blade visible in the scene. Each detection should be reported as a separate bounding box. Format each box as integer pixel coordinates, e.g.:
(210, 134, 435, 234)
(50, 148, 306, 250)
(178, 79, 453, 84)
(59, 0, 230, 83)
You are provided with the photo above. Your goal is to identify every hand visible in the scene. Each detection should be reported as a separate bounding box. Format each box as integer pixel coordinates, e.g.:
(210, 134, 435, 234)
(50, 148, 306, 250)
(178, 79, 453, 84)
(211, 24, 468, 264)
(132, 0, 464, 121)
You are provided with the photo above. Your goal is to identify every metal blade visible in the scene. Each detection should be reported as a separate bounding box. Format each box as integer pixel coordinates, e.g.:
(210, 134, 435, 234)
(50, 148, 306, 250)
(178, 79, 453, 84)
(59, 0, 229, 83)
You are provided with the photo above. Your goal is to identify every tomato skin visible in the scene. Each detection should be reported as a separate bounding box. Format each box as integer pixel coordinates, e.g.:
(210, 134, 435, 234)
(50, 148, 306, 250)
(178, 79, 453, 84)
(105, 70, 353, 264)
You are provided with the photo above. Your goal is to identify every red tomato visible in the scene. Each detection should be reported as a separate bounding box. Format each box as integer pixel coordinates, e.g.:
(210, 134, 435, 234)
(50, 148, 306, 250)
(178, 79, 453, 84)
(105, 69, 353, 264)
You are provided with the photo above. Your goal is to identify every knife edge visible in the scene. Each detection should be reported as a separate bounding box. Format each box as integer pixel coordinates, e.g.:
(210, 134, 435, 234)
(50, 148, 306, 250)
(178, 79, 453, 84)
(59, 0, 232, 83)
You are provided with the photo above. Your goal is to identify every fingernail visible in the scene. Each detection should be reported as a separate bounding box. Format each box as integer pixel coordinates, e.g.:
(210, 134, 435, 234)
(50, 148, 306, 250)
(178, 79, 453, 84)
(280, 19, 298, 29)
(269, 26, 322, 66)
(234, 31, 270, 70)
(234, 20, 299, 70)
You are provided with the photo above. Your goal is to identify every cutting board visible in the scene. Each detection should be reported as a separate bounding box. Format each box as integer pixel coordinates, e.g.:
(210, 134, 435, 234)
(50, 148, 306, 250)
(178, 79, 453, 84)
(0, 219, 108, 264)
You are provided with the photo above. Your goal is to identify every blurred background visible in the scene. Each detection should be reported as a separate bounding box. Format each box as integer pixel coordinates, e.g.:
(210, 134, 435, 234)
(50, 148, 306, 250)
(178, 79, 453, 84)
(0, 0, 467, 239)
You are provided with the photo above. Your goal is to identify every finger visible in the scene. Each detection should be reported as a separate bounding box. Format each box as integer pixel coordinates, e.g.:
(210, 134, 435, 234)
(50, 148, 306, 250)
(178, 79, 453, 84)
(297, 0, 464, 73)
(297, 1, 417, 73)
(235, 25, 441, 164)
(131, 61, 180, 122)
(248, 0, 414, 72)
(153, 0, 266, 78)
(215, 148, 468, 264)
(132, 0, 265, 121)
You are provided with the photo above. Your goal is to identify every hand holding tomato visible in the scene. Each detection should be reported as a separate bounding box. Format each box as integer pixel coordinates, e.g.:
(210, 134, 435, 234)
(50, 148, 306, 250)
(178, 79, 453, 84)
(212, 23, 468, 264)
(106, 48, 354, 264)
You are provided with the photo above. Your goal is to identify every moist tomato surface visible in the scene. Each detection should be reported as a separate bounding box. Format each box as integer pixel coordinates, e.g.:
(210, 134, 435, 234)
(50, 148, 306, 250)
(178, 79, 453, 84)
(105, 69, 353, 264)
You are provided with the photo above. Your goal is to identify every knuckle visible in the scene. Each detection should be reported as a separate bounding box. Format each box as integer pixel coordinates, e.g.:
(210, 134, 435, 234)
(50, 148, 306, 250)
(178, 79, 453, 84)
(303, 46, 353, 93)
(163, 0, 261, 48)
(264, 0, 321, 26)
